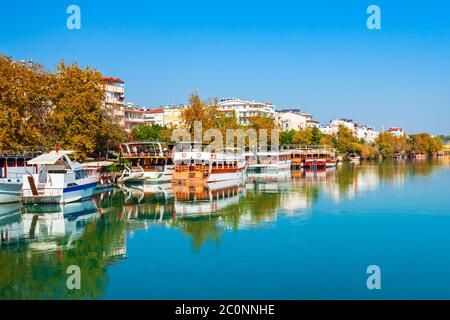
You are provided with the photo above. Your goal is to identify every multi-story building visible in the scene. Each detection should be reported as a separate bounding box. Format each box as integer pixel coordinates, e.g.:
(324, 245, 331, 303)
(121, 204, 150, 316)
(277, 111, 308, 131)
(320, 118, 356, 135)
(124, 107, 145, 132)
(123, 107, 165, 132)
(218, 98, 276, 126)
(356, 125, 379, 143)
(306, 119, 320, 128)
(163, 105, 185, 128)
(387, 127, 405, 138)
(102, 76, 126, 127)
(143, 108, 164, 126)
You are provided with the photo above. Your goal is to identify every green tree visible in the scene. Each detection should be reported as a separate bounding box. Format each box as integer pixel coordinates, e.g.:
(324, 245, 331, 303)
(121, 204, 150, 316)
(280, 130, 296, 145)
(334, 125, 362, 156)
(292, 128, 312, 145)
(310, 126, 323, 145)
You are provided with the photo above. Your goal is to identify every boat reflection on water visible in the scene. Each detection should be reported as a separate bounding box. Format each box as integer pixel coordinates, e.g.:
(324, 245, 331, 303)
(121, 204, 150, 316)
(0, 200, 99, 250)
(121, 182, 174, 204)
(173, 179, 244, 218)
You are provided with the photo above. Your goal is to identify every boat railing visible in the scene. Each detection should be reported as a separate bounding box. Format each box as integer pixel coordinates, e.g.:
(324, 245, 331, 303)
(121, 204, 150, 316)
(0, 147, 45, 158)
(22, 188, 64, 197)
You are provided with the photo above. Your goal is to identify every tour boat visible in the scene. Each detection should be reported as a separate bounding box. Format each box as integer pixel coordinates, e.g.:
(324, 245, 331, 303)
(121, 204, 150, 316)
(245, 147, 292, 176)
(292, 146, 337, 170)
(82, 161, 116, 190)
(172, 143, 246, 184)
(119, 142, 174, 184)
(21, 150, 98, 205)
(0, 149, 43, 204)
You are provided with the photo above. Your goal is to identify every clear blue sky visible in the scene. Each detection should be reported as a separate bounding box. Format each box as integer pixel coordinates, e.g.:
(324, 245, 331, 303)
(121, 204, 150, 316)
(1, 0, 449, 134)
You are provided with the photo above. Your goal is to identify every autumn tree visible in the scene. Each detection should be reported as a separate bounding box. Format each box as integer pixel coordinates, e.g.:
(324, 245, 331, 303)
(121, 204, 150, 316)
(0, 55, 51, 149)
(409, 133, 443, 154)
(46, 62, 109, 158)
(181, 93, 222, 135)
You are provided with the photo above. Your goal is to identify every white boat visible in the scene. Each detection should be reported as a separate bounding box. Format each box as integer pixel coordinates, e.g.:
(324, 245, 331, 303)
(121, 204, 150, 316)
(119, 142, 174, 184)
(172, 143, 246, 184)
(245, 147, 291, 177)
(0, 149, 42, 204)
(348, 154, 361, 163)
(21, 151, 98, 205)
(82, 161, 116, 189)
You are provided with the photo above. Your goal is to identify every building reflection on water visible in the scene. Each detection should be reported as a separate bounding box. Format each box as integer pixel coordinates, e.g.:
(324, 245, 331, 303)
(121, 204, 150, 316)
(0, 159, 448, 299)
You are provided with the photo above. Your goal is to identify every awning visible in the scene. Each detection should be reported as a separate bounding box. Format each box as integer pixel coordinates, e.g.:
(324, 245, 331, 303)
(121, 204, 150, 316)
(82, 161, 115, 168)
(27, 151, 75, 165)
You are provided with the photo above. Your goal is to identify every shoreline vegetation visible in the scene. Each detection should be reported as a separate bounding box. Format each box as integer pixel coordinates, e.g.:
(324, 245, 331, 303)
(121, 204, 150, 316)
(1, 55, 447, 161)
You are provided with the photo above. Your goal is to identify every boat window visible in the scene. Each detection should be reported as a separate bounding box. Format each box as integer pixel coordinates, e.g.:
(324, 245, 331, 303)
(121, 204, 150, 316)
(16, 158, 25, 167)
(7, 158, 16, 167)
(75, 169, 88, 180)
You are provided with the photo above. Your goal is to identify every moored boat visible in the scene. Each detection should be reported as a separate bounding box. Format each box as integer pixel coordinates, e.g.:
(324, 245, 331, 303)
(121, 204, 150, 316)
(82, 161, 116, 189)
(302, 147, 337, 170)
(0, 148, 43, 204)
(119, 142, 174, 184)
(21, 150, 98, 205)
(172, 143, 246, 184)
(245, 147, 291, 177)
(348, 154, 361, 163)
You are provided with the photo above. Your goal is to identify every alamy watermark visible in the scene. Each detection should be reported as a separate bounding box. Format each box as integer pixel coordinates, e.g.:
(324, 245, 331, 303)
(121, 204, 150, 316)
(171, 121, 280, 152)
(366, 265, 381, 290)
(66, 5, 81, 30)
(367, 5, 381, 30)
(66, 265, 81, 290)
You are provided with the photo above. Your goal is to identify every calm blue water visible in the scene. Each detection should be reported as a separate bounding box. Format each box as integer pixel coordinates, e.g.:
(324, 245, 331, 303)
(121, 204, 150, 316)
(1, 159, 450, 299)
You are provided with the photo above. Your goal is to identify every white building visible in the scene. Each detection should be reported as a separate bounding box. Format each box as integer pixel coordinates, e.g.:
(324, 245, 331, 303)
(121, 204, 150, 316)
(123, 107, 165, 133)
(306, 119, 320, 128)
(143, 108, 164, 126)
(278, 111, 308, 131)
(356, 125, 379, 143)
(387, 127, 405, 138)
(218, 98, 276, 126)
(320, 118, 356, 135)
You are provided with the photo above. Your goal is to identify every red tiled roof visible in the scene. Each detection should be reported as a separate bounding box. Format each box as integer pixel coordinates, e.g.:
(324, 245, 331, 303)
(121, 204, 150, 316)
(147, 108, 164, 114)
(102, 76, 125, 84)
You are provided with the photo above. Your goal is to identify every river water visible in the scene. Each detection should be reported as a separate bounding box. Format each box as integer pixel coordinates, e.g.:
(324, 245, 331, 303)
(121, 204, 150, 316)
(1, 158, 449, 299)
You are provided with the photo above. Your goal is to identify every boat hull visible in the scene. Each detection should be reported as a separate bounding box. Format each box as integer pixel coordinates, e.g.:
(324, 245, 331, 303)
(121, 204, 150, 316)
(0, 182, 22, 204)
(21, 182, 98, 205)
(124, 167, 174, 184)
